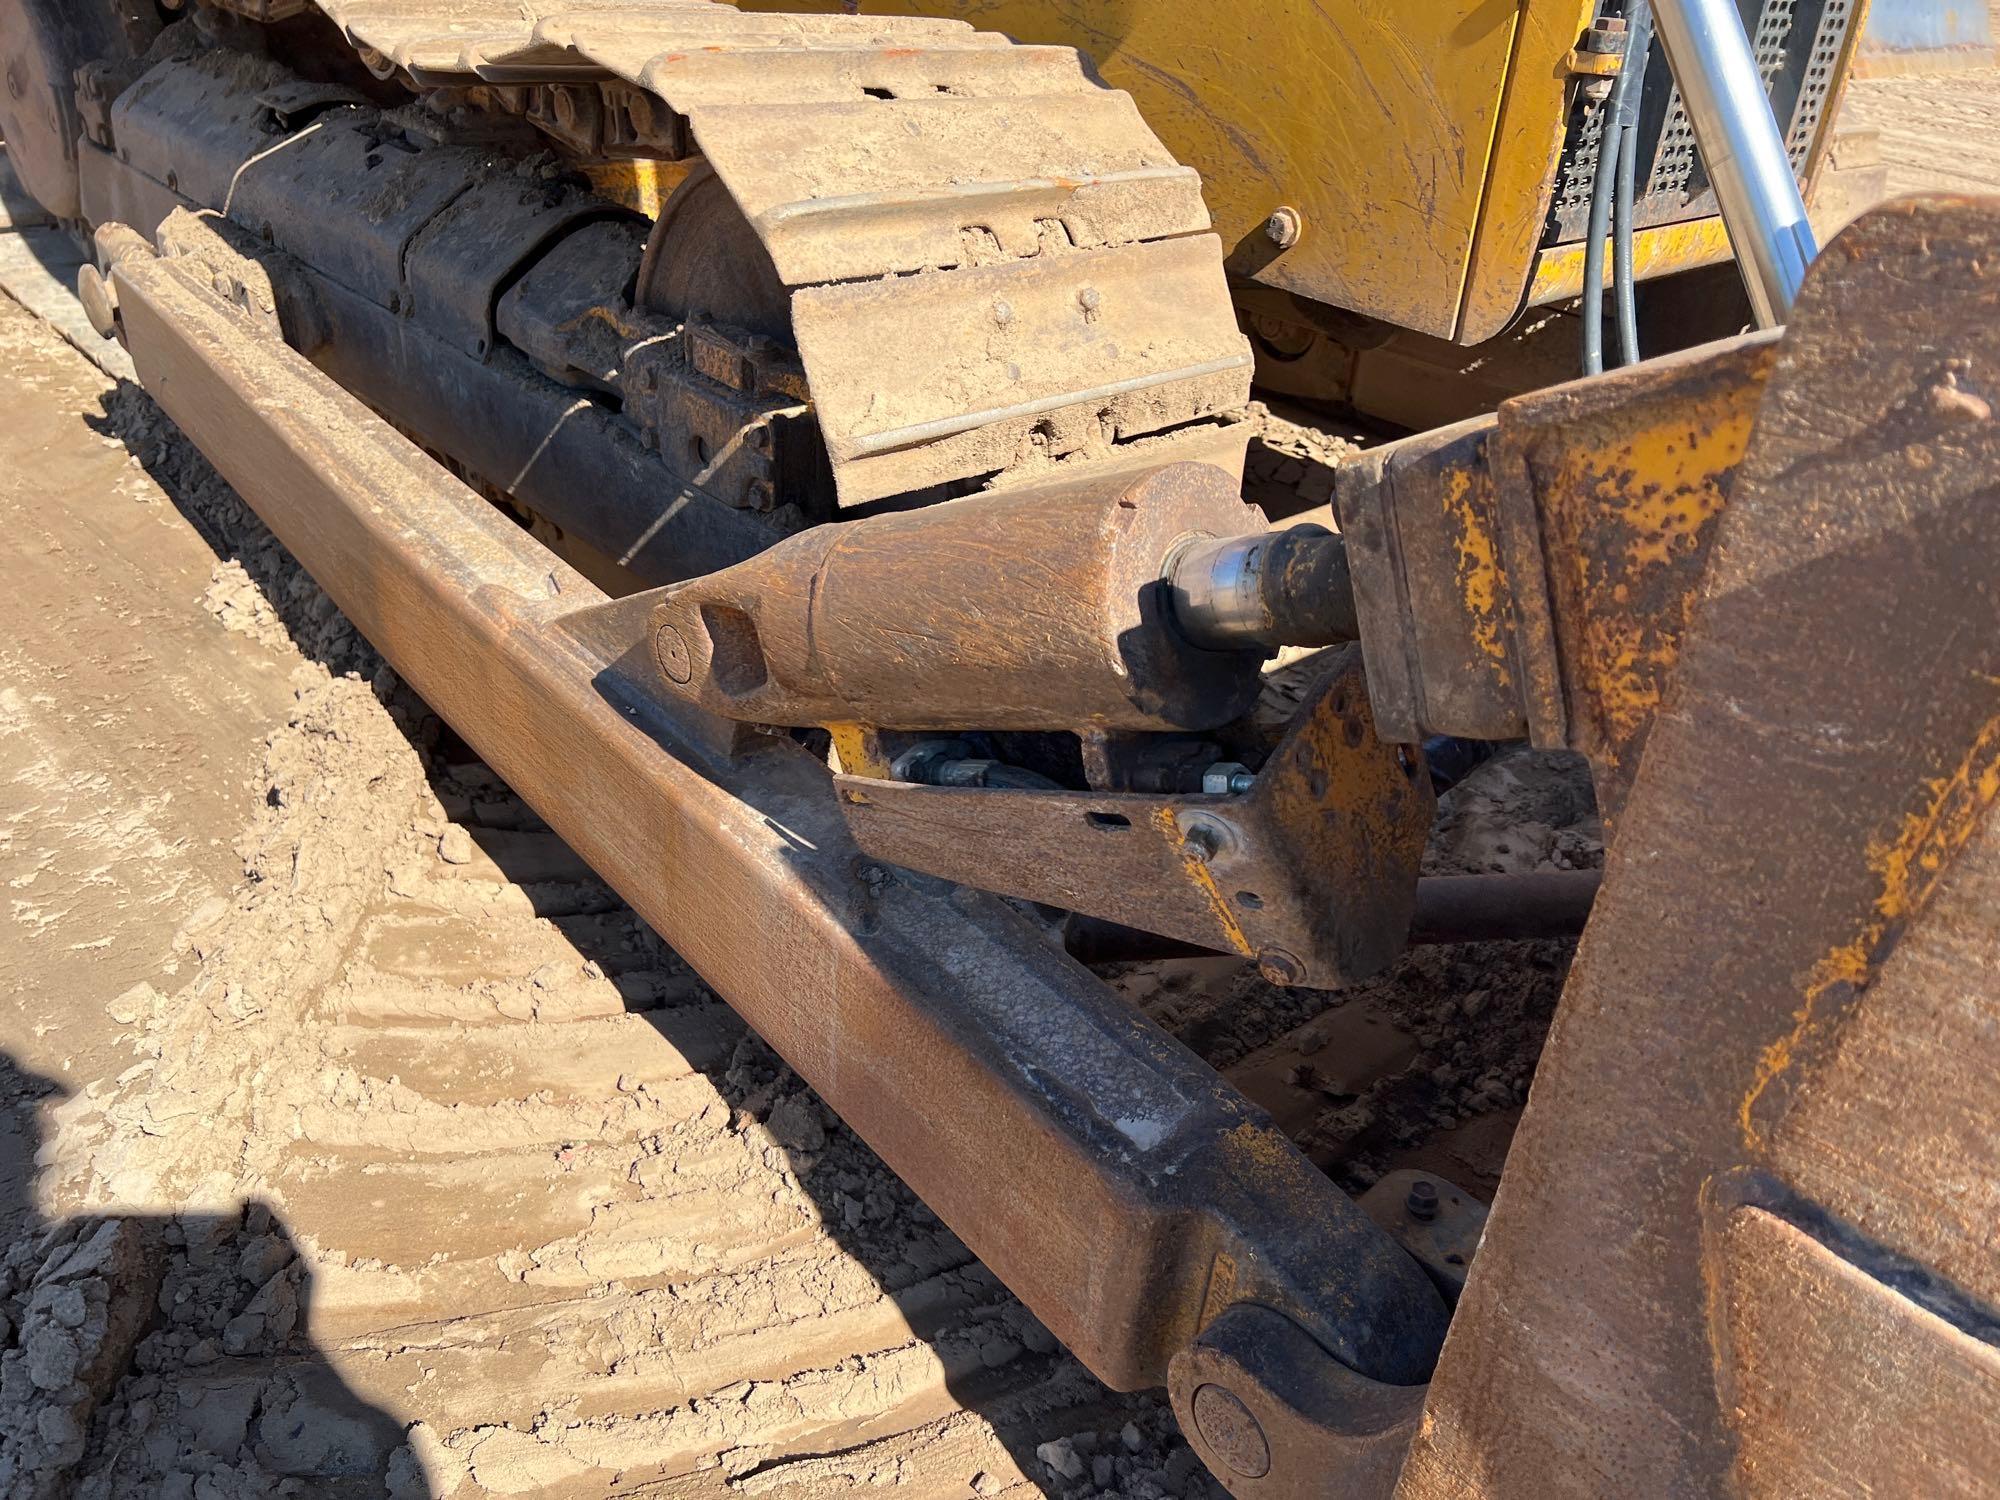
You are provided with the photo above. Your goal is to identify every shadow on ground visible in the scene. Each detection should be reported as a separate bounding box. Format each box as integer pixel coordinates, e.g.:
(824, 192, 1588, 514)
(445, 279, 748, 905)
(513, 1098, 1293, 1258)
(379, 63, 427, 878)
(0, 1052, 414, 1498)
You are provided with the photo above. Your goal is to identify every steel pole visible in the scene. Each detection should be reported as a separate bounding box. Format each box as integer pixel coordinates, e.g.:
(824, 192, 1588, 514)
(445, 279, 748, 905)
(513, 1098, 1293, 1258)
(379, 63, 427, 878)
(1650, 0, 1818, 323)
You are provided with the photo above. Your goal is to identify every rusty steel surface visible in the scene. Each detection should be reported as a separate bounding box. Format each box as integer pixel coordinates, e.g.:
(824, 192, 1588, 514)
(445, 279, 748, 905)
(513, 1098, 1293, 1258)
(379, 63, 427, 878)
(102, 227, 1450, 1496)
(1399, 195, 2000, 1497)
(1172, 1302, 1427, 1500)
(1062, 870, 1602, 965)
(1405, 870, 1600, 946)
(835, 651, 1434, 990)
(1355, 1171, 1489, 1308)
(1713, 1204, 2000, 1496)
(1339, 331, 1779, 822)
(644, 462, 1268, 732)
(1491, 330, 1780, 821)
(1336, 415, 1524, 746)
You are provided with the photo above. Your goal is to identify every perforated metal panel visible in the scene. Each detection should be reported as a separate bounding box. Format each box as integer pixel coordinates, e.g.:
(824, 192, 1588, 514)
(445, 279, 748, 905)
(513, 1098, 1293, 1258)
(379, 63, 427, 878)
(1543, 0, 1857, 249)
(1550, 81, 1612, 225)
(1786, 0, 1855, 158)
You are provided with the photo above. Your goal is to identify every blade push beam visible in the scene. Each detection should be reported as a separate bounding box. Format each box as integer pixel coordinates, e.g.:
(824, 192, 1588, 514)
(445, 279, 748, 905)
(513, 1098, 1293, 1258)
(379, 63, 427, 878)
(100, 223, 1449, 1496)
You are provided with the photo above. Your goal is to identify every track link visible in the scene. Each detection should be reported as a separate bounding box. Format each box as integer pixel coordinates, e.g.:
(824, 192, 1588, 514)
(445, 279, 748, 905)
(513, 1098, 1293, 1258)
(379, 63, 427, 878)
(305, 0, 1254, 507)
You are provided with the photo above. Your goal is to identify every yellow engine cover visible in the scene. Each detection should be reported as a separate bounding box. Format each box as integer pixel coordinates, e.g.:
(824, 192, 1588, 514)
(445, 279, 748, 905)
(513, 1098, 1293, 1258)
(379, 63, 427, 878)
(743, 0, 1866, 345)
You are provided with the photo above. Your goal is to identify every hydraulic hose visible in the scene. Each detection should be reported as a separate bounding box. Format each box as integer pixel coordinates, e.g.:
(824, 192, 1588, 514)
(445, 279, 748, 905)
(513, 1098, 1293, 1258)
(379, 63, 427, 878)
(1612, 0, 1654, 367)
(1581, 17, 1636, 375)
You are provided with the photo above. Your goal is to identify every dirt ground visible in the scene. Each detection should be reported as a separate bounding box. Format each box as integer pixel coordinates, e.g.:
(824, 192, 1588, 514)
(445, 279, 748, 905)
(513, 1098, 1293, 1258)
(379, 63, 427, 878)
(2, 47, 1996, 1500)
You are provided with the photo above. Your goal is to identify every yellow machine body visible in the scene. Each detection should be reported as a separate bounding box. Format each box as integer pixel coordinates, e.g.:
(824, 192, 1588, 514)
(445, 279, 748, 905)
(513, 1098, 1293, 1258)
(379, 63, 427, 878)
(747, 0, 1870, 344)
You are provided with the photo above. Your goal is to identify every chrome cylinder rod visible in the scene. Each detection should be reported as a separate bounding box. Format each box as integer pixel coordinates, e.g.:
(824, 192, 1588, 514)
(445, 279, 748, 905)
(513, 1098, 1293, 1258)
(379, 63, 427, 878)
(1168, 525, 1359, 651)
(1651, 0, 1818, 323)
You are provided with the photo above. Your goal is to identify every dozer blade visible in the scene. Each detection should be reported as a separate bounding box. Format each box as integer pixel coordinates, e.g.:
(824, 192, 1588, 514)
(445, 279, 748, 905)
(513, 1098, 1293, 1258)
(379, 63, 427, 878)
(1396, 195, 2000, 1497)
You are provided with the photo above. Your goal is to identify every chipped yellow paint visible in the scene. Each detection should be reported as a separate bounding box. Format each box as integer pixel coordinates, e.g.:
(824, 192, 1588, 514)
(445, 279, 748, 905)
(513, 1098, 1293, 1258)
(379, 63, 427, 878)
(1197, 1250, 1239, 1331)
(582, 160, 690, 219)
(1740, 711, 2000, 1146)
(828, 722, 893, 780)
(1542, 379, 1760, 771)
(1154, 805, 1254, 957)
(1223, 1119, 1301, 1175)
(1443, 464, 1514, 685)
(1527, 219, 1737, 308)
(1573, 615, 1668, 738)
(1599, 399, 1752, 572)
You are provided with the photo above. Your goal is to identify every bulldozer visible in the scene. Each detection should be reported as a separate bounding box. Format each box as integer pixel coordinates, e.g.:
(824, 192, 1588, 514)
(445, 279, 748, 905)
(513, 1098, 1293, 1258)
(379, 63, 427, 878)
(2, 0, 1996, 1494)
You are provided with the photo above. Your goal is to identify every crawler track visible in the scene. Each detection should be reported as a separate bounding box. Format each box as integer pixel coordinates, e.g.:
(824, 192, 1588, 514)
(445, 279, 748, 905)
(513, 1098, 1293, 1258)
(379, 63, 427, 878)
(309, 0, 1254, 508)
(0, 157, 1593, 1498)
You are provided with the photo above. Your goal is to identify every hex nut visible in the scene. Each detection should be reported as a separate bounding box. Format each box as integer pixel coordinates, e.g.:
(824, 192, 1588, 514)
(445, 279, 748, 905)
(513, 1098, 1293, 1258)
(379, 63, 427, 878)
(1202, 761, 1253, 796)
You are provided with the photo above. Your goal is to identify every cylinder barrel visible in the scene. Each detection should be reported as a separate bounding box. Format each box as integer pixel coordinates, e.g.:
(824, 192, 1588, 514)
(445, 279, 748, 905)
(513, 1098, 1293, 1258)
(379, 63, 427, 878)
(1650, 0, 1819, 323)
(648, 462, 1271, 731)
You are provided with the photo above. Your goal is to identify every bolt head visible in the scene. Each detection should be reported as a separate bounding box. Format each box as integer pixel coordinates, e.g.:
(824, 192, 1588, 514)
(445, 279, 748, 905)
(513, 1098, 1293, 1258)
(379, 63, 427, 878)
(1190, 1384, 1271, 1479)
(1256, 948, 1306, 987)
(1178, 812, 1232, 863)
(1264, 206, 1302, 250)
(1406, 1179, 1440, 1222)
(654, 623, 693, 684)
(1201, 761, 1252, 796)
